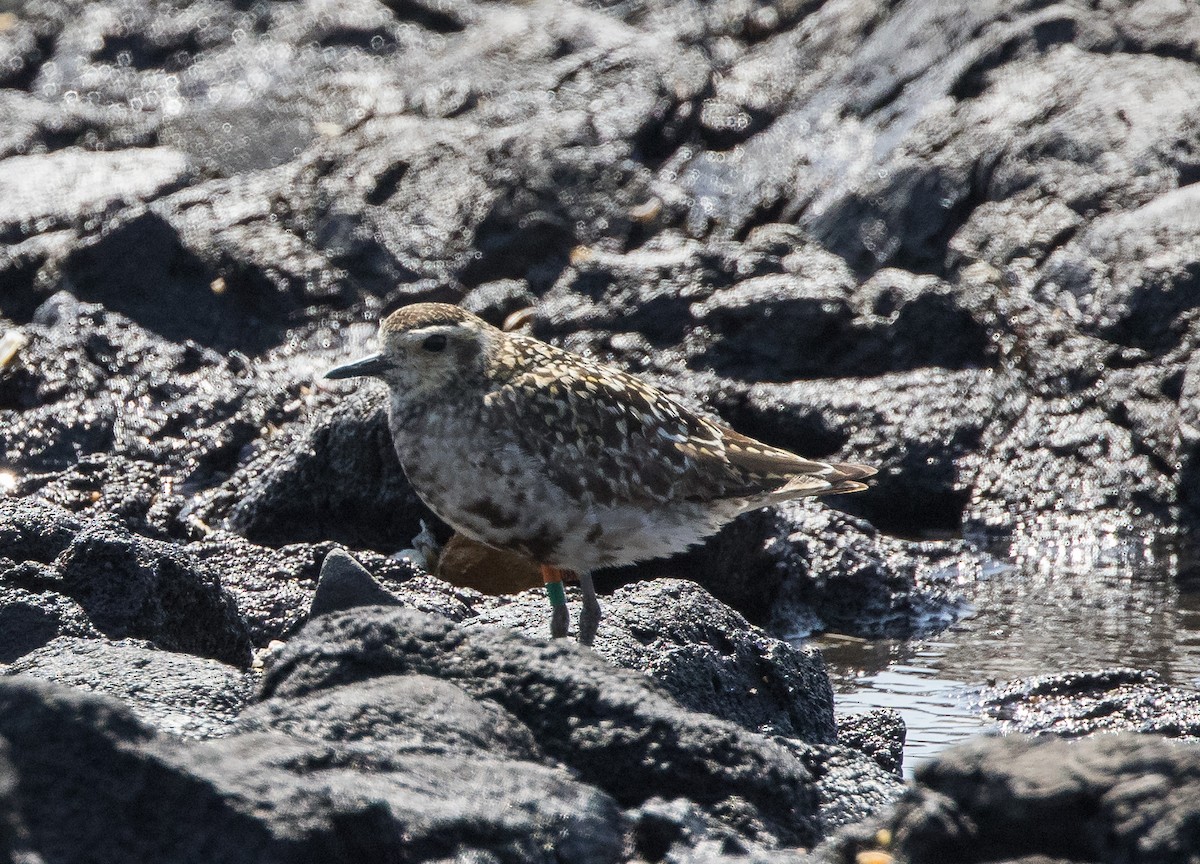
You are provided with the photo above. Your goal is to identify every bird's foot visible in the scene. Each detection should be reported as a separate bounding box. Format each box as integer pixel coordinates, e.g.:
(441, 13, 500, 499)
(576, 571, 600, 647)
(577, 600, 600, 646)
(549, 602, 569, 639)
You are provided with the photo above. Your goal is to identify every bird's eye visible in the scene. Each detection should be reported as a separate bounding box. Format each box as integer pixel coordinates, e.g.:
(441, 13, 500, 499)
(422, 334, 447, 353)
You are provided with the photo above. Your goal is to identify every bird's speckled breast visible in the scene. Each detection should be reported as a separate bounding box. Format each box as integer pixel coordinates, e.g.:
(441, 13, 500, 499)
(388, 391, 573, 561)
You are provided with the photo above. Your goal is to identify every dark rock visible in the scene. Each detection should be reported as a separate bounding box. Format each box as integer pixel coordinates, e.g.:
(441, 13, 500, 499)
(0, 585, 98, 663)
(182, 537, 334, 646)
(5, 637, 253, 738)
(237, 673, 545, 763)
(837, 708, 906, 777)
(1181, 351, 1200, 527)
(185, 538, 415, 645)
(208, 390, 438, 553)
(592, 499, 969, 641)
(689, 271, 861, 383)
(461, 279, 538, 328)
(17, 454, 187, 541)
(0, 674, 627, 863)
(0, 493, 82, 563)
(767, 505, 971, 639)
(611, 508, 792, 625)
(0, 148, 190, 319)
(390, 572, 492, 623)
(473, 577, 837, 743)
(797, 741, 905, 835)
(978, 668, 1200, 739)
(262, 604, 823, 847)
(0, 498, 251, 665)
(0, 739, 34, 864)
(308, 563, 905, 838)
(308, 548, 405, 618)
(0, 676, 264, 864)
(596, 580, 836, 743)
(965, 392, 1176, 536)
(53, 518, 251, 665)
(887, 734, 1200, 864)
(724, 369, 1007, 538)
(0, 294, 299, 490)
(7, 0, 1200, 857)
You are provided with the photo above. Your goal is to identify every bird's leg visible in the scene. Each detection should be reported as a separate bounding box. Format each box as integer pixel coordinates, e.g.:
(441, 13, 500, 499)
(577, 570, 601, 647)
(540, 564, 570, 639)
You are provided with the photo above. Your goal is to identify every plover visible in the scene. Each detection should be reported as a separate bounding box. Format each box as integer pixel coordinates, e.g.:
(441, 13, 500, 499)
(326, 303, 875, 645)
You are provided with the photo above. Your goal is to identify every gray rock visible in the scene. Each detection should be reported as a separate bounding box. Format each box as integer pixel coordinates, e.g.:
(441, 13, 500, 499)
(978, 668, 1200, 739)
(472, 577, 837, 743)
(0, 738, 35, 864)
(237, 673, 545, 763)
(5, 0, 1200, 858)
(0, 499, 251, 665)
(0, 147, 189, 239)
(837, 708, 906, 776)
(307, 549, 405, 619)
(0, 583, 99, 663)
(889, 734, 1200, 864)
(263, 604, 823, 847)
(797, 741, 905, 836)
(767, 504, 971, 639)
(212, 390, 437, 552)
(0, 675, 626, 863)
(0, 295, 297, 491)
(5, 637, 253, 738)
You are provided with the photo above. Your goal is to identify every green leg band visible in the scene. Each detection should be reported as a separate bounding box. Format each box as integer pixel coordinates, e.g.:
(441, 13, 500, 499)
(546, 581, 566, 606)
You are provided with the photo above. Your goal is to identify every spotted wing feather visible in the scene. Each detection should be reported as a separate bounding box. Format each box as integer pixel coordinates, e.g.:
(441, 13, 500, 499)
(485, 341, 874, 507)
(484, 355, 709, 507)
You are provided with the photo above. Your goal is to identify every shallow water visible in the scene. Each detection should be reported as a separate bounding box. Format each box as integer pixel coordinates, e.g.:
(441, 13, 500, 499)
(805, 529, 1200, 774)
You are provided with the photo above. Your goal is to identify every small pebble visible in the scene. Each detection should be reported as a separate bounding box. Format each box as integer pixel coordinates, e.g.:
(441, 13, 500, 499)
(629, 197, 663, 222)
(0, 330, 29, 371)
(856, 851, 893, 864)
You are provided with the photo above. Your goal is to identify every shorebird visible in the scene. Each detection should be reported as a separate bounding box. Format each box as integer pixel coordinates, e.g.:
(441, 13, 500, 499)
(326, 303, 875, 645)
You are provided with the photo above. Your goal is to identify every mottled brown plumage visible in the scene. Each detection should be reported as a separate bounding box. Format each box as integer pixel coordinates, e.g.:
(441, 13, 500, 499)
(326, 302, 875, 643)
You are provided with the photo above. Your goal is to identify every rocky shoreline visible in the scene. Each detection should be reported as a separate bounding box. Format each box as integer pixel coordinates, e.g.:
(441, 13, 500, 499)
(3, 0, 1200, 861)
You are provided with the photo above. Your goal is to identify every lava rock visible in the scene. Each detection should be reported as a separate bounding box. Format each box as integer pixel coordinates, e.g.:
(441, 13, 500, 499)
(212, 390, 437, 553)
(5, 636, 253, 738)
(472, 576, 837, 743)
(0, 498, 251, 665)
(767, 504, 971, 640)
(237, 673, 545, 763)
(0, 293, 299, 492)
(889, 734, 1200, 864)
(978, 668, 1200, 739)
(307, 548, 406, 619)
(837, 708, 906, 777)
(0, 674, 627, 863)
(263, 604, 823, 848)
(0, 584, 98, 662)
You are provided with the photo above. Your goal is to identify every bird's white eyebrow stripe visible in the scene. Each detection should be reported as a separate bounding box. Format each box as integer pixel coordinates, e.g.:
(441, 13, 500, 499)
(400, 324, 466, 340)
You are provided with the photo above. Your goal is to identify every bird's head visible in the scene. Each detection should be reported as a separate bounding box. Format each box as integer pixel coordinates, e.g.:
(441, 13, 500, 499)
(325, 303, 500, 401)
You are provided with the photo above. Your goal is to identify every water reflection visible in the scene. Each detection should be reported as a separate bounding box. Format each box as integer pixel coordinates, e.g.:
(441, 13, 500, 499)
(803, 527, 1200, 774)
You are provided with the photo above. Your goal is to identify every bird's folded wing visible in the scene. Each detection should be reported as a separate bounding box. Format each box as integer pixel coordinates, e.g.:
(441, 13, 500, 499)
(484, 363, 728, 506)
(485, 363, 873, 507)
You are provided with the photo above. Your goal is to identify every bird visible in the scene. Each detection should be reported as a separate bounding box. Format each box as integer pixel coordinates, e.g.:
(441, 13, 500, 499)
(325, 302, 875, 645)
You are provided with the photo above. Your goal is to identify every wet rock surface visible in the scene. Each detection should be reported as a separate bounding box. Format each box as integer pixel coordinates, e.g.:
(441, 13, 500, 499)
(978, 668, 1200, 739)
(2, 0, 1200, 859)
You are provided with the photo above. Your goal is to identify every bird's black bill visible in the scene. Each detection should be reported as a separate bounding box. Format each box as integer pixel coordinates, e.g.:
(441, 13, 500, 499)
(325, 353, 391, 380)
